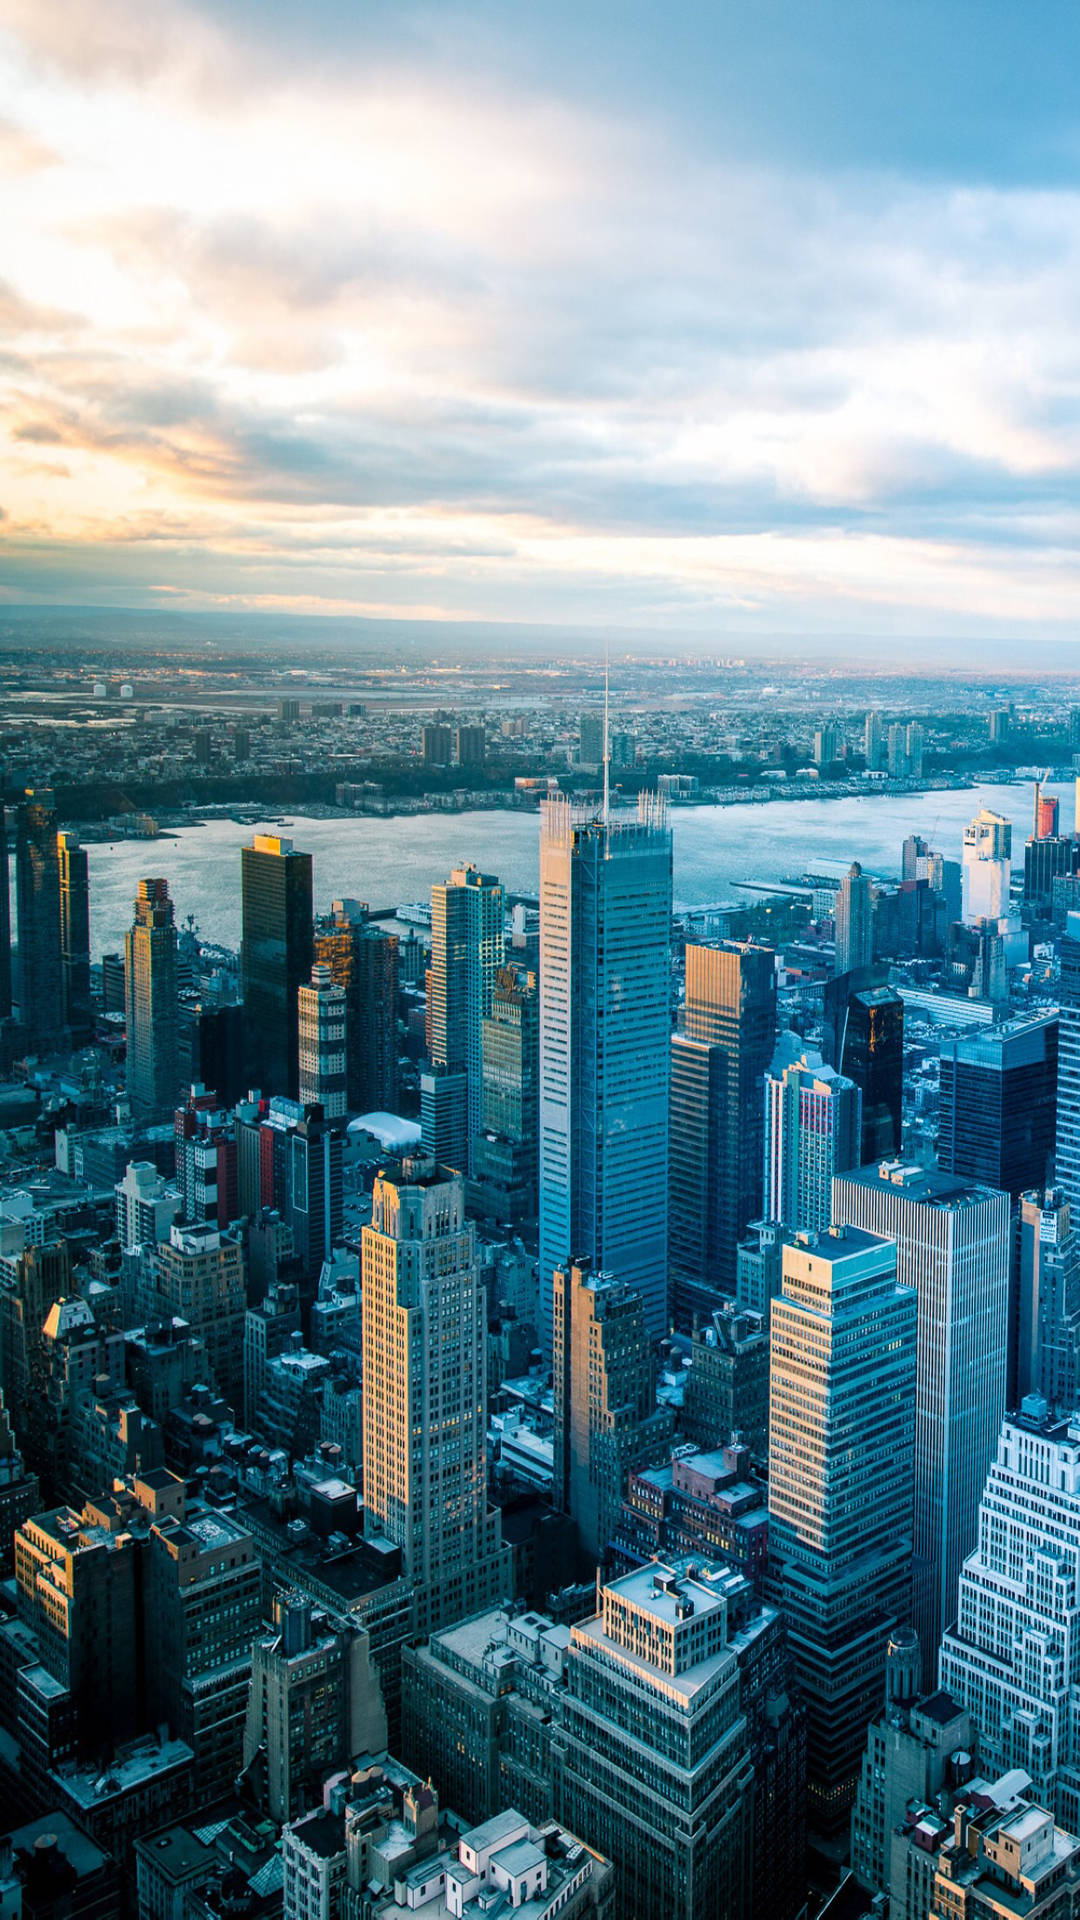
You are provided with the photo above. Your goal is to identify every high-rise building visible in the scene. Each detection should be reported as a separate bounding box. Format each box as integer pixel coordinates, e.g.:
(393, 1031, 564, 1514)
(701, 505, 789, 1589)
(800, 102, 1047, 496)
(681, 1302, 770, 1460)
(124, 878, 179, 1121)
(834, 861, 874, 974)
(578, 710, 605, 768)
(471, 964, 539, 1223)
(668, 942, 775, 1321)
(1024, 834, 1079, 921)
(147, 1220, 247, 1412)
(15, 1503, 141, 1756)
(539, 796, 673, 1342)
(1018, 1188, 1080, 1412)
(939, 1399, 1080, 1833)
(768, 1227, 917, 1830)
(1057, 915, 1080, 1220)
(0, 1388, 39, 1576)
(962, 807, 1012, 924)
(288, 1105, 343, 1281)
(313, 901, 399, 1113)
(454, 723, 486, 766)
(832, 1163, 1011, 1673)
(863, 711, 883, 770)
(552, 1556, 754, 1919)
(176, 999, 245, 1107)
(422, 865, 504, 1176)
(905, 721, 924, 779)
(764, 1034, 862, 1233)
(823, 968, 904, 1163)
(814, 723, 840, 767)
(243, 1590, 387, 1824)
(850, 1628, 975, 1896)
(14, 789, 63, 1048)
(551, 1259, 673, 1565)
(0, 785, 10, 1022)
(56, 832, 91, 1042)
(241, 835, 313, 1101)
(115, 1158, 180, 1251)
(938, 1013, 1058, 1201)
(173, 1089, 239, 1228)
(297, 964, 347, 1120)
(422, 721, 453, 767)
(361, 1161, 510, 1634)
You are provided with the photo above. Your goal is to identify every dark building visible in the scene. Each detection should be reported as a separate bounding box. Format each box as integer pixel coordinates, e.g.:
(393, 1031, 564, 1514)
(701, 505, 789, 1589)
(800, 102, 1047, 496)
(454, 724, 486, 766)
(125, 879, 179, 1122)
(313, 901, 399, 1112)
(422, 722, 453, 767)
(15, 790, 64, 1050)
(669, 943, 776, 1313)
(938, 1012, 1058, 1200)
(471, 965, 539, 1224)
(682, 1303, 770, 1461)
(288, 1106, 343, 1282)
(0, 793, 11, 1022)
(101, 952, 126, 1014)
(57, 834, 92, 1042)
(177, 1000, 246, 1108)
(1023, 834, 1079, 922)
(240, 835, 313, 1101)
(822, 967, 904, 1164)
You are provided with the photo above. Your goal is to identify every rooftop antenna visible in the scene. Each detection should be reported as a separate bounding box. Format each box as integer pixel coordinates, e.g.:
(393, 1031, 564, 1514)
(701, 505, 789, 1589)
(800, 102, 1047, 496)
(602, 633, 610, 832)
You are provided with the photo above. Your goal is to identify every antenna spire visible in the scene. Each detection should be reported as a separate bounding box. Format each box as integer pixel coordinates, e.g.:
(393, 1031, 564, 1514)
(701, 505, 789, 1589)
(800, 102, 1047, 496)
(602, 634, 610, 829)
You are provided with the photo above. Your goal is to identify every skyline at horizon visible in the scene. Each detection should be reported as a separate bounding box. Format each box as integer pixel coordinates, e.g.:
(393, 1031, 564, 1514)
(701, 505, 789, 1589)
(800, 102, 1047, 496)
(4, 1, 1080, 642)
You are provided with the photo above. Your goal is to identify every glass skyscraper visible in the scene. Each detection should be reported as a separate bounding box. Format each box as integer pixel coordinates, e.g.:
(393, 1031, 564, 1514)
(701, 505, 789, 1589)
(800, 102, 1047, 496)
(539, 795, 672, 1342)
(240, 834, 313, 1102)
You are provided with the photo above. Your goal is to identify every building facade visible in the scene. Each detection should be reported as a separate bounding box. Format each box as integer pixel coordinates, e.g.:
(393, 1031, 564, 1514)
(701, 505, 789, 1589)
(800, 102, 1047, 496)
(764, 1035, 862, 1234)
(298, 964, 348, 1120)
(124, 878, 179, 1122)
(241, 834, 313, 1102)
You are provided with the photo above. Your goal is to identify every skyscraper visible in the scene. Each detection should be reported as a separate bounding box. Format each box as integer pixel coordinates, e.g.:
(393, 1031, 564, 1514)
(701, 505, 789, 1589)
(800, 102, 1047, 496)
(1017, 1188, 1080, 1411)
(1056, 914, 1080, 1219)
(938, 1012, 1058, 1199)
(849, 1629, 974, 1897)
(552, 1557, 754, 1919)
(244, 1590, 387, 1824)
(0, 784, 11, 1022)
(668, 942, 776, 1321)
(939, 1399, 1080, 1833)
(361, 1161, 510, 1634)
(471, 964, 539, 1223)
(297, 964, 347, 1120)
(822, 968, 904, 1163)
(124, 878, 179, 1121)
(834, 861, 874, 974)
(832, 1163, 1011, 1673)
(961, 807, 1011, 923)
(864, 712, 883, 771)
(422, 865, 504, 1176)
(313, 900, 399, 1113)
(288, 1104, 342, 1282)
(768, 1227, 917, 1830)
(539, 796, 673, 1341)
(552, 1259, 673, 1565)
(764, 1034, 862, 1233)
(14, 788, 63, 1048)
(56, 832, 91, 1042)
(241, 834, 313, 1101)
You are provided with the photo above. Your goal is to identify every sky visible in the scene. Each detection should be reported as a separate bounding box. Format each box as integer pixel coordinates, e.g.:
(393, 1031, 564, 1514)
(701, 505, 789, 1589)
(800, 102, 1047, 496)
(3, 0, 1080, 641)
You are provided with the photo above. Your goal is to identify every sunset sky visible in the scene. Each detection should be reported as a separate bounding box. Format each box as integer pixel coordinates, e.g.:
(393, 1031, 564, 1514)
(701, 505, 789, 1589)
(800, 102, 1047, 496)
(3, 0, 1080, 639)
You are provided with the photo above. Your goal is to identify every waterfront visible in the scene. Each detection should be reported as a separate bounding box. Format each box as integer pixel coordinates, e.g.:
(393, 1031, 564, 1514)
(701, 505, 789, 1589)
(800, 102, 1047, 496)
(83, 779, 1070, 958)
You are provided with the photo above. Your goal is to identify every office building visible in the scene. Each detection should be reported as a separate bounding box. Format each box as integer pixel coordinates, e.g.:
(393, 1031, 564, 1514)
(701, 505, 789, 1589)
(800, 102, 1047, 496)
(835, 862, 874, 974)
(56, 832, 91, 1042)
(15, 1504, 141, 1756)
(832, 1163, 1011, 1673)
(0, 788, 9, 1023)
(147, 1220, 246, 1411)
(764, 1034, 862, 1234)
(314, 900, 399, 1112)
(552, 1557, 754, 1919)
(682, 1303, 770, 1460)
(173, 1088, 239, 1228)
(539, 796, 673, 1341)
(297, 964, 347, 1120)
(241, 834, 313, 1101)
(814, 723, 840, 767)
(823, 968, 904, 1163)
(1024, 835, 1078, 921)
(1057, 916, 1080, 1220)
(142, 1478, 262, 1799)
(243, 1590, 387, 1823)
(940, 1400, 1080, 1833)
(849, 1628, 975, 1895)
(669, 941, 776, 1322)
(361, 1161, 510, 1634)
(289, 1105, 343, 1281)
(177, 999, 245, 1108)
(471, 964, 539, 1223)
(423, 865, 504, 1176)
(454, 723, 486, 766)
(735, 1217, 787, 1319)
(769, 1227, 917, 1830)
(962, 808, 1012, 924)
(0, 1390, 39, 1576)
(1018, 1188, 1080, 1411)
(938, 1012, 1058, 1200)
(1034, 784, 1061, 839)
(924, 1790, 1080, 1920)
(14, 789, 63, 1049)
(115, 1159, 179, 1251)
(124, 878, 179, 1121)
(552, 1259, 673, 1565)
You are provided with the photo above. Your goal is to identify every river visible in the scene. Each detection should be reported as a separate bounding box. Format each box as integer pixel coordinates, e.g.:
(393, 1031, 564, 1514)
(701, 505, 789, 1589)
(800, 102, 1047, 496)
(83, 780, 1071, 958)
